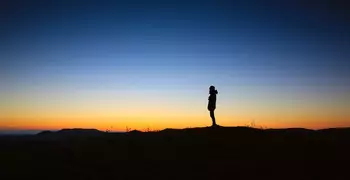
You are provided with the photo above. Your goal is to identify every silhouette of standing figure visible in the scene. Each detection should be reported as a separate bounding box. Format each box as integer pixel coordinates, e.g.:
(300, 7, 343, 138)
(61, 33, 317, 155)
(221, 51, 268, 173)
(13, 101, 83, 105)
(208, 85, 218, 127)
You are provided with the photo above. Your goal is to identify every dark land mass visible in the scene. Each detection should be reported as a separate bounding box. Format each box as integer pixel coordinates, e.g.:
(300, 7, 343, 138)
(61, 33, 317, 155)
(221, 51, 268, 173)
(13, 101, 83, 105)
(1, 126, 349, 180)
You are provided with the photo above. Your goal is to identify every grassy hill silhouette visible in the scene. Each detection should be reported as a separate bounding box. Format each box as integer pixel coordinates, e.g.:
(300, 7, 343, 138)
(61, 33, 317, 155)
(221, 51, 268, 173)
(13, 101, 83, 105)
(37, 128, 104, 136)
(1, 126, 349, 180)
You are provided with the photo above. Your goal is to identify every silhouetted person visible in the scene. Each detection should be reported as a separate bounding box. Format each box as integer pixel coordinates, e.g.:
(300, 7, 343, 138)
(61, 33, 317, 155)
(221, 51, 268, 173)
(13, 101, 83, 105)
(208, 85, 218, 127)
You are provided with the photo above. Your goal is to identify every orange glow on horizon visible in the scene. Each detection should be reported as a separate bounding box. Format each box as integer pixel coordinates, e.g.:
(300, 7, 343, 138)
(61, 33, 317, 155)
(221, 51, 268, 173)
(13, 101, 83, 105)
(1, 114, 349, 132)
(2, 86, 349, 131)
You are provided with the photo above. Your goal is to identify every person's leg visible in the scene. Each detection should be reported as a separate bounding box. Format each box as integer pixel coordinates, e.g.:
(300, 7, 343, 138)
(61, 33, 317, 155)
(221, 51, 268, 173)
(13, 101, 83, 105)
(210, 110, 216, 126)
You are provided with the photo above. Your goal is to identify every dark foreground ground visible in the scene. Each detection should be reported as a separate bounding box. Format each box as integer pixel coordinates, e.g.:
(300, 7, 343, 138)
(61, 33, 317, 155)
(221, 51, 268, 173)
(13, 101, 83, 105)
(1, 126, 350, 180)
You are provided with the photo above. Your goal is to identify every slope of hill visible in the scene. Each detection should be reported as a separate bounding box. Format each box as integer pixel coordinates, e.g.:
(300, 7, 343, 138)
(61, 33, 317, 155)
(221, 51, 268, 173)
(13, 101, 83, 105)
(1, 126, 349, 180)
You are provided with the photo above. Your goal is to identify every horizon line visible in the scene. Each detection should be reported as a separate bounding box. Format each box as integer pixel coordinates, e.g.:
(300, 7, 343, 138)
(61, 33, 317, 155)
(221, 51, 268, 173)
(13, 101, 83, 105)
(2, 126, 350, 135)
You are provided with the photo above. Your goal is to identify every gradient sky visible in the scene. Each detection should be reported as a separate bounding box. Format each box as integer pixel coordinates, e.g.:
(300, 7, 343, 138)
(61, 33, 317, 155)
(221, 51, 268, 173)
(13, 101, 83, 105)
(1, 0, 350, 132)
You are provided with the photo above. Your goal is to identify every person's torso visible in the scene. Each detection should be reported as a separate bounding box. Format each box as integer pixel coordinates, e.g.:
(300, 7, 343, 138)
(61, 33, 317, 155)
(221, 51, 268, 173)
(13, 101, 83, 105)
(208, 94, 216, 104)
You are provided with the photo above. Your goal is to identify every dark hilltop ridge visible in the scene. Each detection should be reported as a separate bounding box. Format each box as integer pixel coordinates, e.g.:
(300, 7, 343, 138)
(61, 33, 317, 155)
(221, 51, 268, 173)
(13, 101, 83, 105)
(36, 128, 104, 136)
(32, 126, 350, 136)
(1, 126, 350, 180)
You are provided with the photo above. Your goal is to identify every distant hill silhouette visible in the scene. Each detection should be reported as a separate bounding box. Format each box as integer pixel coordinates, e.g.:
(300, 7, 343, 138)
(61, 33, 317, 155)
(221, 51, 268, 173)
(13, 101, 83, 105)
(36, 130, 53, 135)
(36, 128, 105, 139)
(56, 128, 103, 134)
(127, 129, 142, 134)
(34, 126, 350, 138)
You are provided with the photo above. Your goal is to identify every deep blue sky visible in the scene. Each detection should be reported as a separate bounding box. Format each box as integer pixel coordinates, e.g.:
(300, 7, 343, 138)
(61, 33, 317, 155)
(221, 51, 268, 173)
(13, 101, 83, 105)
(2, 0, 349, 83)
(1, 0, 350, 130)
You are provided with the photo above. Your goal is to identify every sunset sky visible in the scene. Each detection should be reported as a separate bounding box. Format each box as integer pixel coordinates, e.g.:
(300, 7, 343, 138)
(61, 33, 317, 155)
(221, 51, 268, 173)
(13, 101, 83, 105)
(1, 0, 350, 132)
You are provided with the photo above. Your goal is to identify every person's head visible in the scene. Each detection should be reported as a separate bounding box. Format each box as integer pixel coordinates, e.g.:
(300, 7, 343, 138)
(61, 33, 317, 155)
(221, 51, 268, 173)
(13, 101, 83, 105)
(209, 85, 218, 94)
